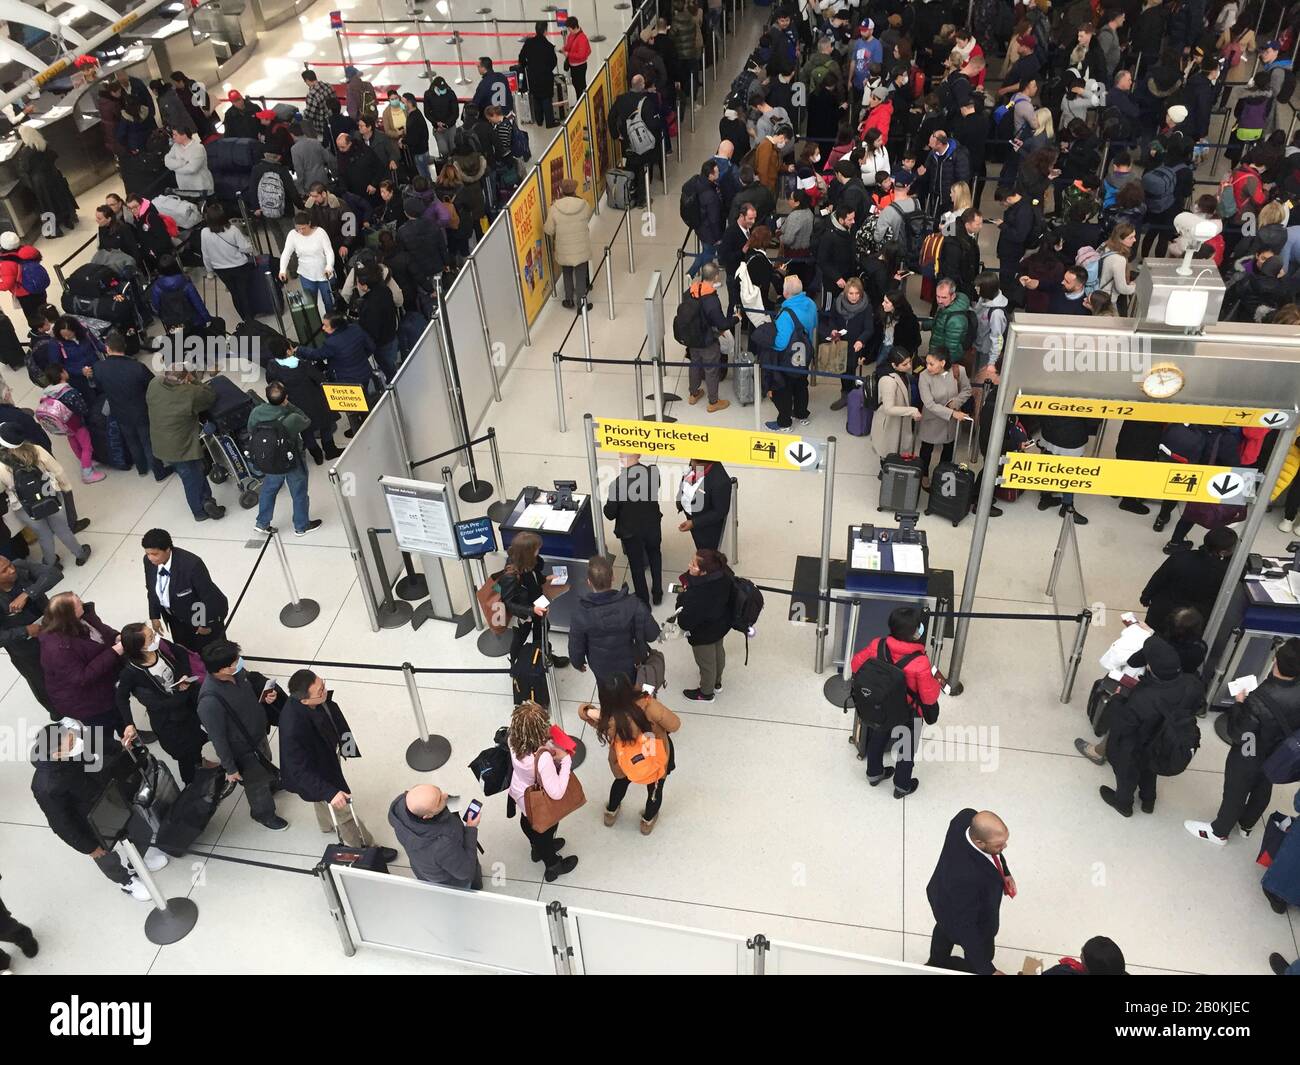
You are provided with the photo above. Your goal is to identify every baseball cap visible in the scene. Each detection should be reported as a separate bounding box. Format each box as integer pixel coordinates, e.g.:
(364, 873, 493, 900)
(859, 18, 874, 31)
(0, 231, 18, 251)
(227, 89, 243, 102)
(1263, 39, 1282, 51)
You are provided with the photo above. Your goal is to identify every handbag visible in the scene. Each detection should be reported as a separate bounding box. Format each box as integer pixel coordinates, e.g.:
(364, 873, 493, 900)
(813, 338, 848, 385)
(210, 684, 280, 779)
(635, 646, 667, 692)
(523, 752, 586, 832)
(476, 573, 508, 634)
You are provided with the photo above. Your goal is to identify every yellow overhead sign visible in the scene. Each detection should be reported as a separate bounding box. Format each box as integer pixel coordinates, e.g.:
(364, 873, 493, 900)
(594, 417, 823, 471)
(1000, 453, 1256, 503)
(323, 384, 369, 412)
(1012, 394, 1293, 429)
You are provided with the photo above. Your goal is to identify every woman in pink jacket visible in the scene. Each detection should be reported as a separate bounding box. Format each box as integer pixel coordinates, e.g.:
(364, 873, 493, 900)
(508, 700, 579, 882)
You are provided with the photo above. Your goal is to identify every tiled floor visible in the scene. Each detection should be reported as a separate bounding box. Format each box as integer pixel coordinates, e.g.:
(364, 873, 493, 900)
(1, 2, 1297, 976)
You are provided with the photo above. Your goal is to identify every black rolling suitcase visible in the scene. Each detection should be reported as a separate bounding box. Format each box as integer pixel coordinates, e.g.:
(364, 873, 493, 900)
(248, 254, 286, 319)
(1087, 675, 1134, 737)
(924, 421, 978, 526)
(317, 802, 388, 873)
(879, 421, 924, 513)
(155, 766, 237, 857)
(235, 319, 292, 364)
(511, 639, 550, 707)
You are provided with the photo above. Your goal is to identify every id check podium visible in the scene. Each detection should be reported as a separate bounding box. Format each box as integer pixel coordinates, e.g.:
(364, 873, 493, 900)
(1207, 560, 1300, 744)
(823, 523, 952, 707)
(500, 487, 601, 633)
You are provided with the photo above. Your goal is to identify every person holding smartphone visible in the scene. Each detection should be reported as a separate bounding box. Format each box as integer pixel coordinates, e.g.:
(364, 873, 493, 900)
(388, 784, 482, 889)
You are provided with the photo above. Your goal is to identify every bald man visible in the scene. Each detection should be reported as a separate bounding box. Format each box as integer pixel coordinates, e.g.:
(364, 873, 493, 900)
(388, 784, 482, 889)
(925, 808, 1014, 974)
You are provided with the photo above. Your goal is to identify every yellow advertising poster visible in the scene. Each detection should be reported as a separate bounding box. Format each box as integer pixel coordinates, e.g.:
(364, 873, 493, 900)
(565, 94, 597, 209)
(999, 453, 1254, 504)
(1012, 393, 1293, 429)
(508, 169, 551, 327)
(539, 129, 570, 214)
(608, 37, 628, 99)
(595, 417, 824, 472)
(589, 64, 613, 199)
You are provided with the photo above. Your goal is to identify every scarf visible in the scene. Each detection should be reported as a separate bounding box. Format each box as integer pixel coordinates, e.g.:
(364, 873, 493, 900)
(833, 291, 864, 319)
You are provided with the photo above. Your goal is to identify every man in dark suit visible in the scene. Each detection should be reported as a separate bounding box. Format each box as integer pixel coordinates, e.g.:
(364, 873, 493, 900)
(675, 458, 732, 552)
(142, 527, 229, 654)
(603, 453, 664, 606)
(717, 203, 756, 317)
(926, 808, 1013, 974)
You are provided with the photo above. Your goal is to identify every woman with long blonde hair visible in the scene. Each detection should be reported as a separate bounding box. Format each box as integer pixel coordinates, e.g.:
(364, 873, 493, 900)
(940, 181, 973, 236)
(507, 700, 579, 880)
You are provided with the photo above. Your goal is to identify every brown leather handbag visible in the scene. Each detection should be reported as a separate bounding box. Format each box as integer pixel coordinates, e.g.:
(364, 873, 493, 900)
(524, 752, 586, 832)
(476, 571, 508, 634)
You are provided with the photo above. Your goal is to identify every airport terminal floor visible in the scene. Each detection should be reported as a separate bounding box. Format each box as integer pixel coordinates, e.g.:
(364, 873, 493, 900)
(0, 0, 1298, 986)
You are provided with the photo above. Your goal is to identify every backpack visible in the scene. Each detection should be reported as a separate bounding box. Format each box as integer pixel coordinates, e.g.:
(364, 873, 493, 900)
(624, 98, 656, 156)
(672, 293, 711, 348)
(849, 639, 921, 731)
(1142, 166, 1177, 214)
(245, 418, 298, 474)
(1223, 166, 1266, 218)
(1076, 245, 1102, 295)
(729, 574, 764, 634)
(960, 308, 979, 360)
(257, 169, 287, 219)
(1149, 706, 1201, 776)
(35, 390, 77, 436)
(1, 455, 60, 519)
(919, 232, 945, 280)
(775, 306, 811, 369)
(158, 287, 197, 329)
(468, 726, 512, 796)
(613, 728, 670, 785)
(3, 252, 49, 294)
(679, 174, 704, 232)
(510, 121, 531, 160)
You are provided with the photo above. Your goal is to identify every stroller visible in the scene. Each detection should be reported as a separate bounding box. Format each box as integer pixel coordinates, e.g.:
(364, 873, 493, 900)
(201, 374, 262, 509)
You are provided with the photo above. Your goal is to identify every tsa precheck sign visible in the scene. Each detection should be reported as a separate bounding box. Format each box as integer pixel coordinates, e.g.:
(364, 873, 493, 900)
(594, 417, 824, 472)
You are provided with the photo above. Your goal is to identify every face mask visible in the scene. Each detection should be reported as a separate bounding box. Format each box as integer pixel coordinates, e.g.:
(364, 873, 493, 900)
(234, 657, 246, 673)
(146, 633, 161, 653)
(279, 354, 299, 368)
(916, 623, 925, 638)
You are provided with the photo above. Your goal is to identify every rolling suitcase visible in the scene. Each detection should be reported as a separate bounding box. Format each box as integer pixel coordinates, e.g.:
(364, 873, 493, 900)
(1087, 675, 1134, 737)
(234, 319, 292, 364)
(511, 639, 550, 708)
(878, 421, 924, 513)
(845, 373, 876, 437)
(248, 254, 286, 319)
(733, 343, 755, 405)
(924, 422, 978, 526)
(849, 708, 870, 759)
(288, 288, 323, 345)
(126, 746, 182, 845)
(317, 802, 388, 873)
(606, 167, 635, 210)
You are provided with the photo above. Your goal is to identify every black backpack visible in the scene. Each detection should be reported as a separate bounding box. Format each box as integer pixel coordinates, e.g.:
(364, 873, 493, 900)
(2, 455, 60, 519)
(849, 639, 921, 731)
(774, 306, 812, 369)
(672, 293, 711, 348)
(158, 287, 197, 329)
(245, 418, 298, 474)
(1149, 706, 1201, 776)
(679, 175, 704, 232)
(468, 726, 512, 796)
(729, 574, 765, 665)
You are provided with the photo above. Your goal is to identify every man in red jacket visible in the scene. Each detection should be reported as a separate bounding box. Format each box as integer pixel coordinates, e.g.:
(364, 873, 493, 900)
(851, 605, 941, 798)
(562, 16, 592, 96)
(0, 231, 50, 327)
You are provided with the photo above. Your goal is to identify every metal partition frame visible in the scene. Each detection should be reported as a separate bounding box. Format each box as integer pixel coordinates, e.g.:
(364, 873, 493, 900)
(764, 940, 949, 976)
(471, 209, 530, 381)
(388, 313, 461, 473)
(563, 907, 750, 975)
(443, 266, 497, 438)
(327, 391, 409, 633)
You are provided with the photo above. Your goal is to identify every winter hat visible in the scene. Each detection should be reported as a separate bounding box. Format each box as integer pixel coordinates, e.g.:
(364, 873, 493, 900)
(0, 422, 27, 448)
(0, 231, 18, 251)
(1142, 637, 1182, 681)
(403, 196, 425, 219)
(344, 65, 360, 79)
(871, 83, 891, 102)
(1263, 39, 1282, 52)
(1258, 223, 1288, 254)
(1166, 104, 1189, 125)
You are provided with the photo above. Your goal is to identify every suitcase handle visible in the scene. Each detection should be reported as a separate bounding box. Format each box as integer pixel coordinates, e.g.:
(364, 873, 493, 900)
(325, 797, 370, 844)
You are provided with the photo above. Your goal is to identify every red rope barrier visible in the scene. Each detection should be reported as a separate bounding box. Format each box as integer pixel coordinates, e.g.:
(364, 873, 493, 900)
(311, 59, 514, 66)
(339, 29, 563, 37)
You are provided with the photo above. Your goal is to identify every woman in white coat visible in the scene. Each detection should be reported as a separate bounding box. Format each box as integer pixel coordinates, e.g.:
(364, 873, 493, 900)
(869, 347, 922, 460)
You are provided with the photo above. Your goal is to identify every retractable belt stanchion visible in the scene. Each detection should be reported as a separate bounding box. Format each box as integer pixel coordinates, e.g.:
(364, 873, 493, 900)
(402, 661, 451, 770)
(367, 528, 415, 627)
(626, 207, 636, 272)
(415, 22, 434, 79)
(661, 140, 668, 194)
(123, 839, 199, 945)
(689, 71, 697, 132)
(486, 427, 514, 524)
(545, 648, 586, 768)
(435, 275, 495, 503)
(272, 529, 321, 626)
(440, 464, 487, 638)
(583, 412, 609, 560)
(590, 6, 607, 43)
(813, 437, 837, 673)
(1060, 608, 1093, 704)
(823, 596, 860, 706)
(580, 298, 593, 371)
(395, 551, 430, 600)
(375, 0, 396, 44)
(553, 352, 568, 432)
(634, 354, 648, 419)
(728, 477, 740, 564)
(605, 247, 616, 318)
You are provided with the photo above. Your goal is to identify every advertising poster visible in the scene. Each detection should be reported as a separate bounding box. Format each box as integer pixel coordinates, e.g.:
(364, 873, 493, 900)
(565, 93, 597, 210)
(540, 130, 569, 211)
(508, 169, 551, 327)
(590, 64, 613, 197)
(608, 37, 628, 99)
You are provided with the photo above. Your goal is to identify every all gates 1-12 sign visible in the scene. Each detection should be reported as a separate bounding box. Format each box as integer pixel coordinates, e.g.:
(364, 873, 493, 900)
(999, 453, 1257, 504)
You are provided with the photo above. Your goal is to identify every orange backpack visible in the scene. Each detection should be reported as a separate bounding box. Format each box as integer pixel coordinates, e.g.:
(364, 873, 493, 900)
(613, 729, 669, 784)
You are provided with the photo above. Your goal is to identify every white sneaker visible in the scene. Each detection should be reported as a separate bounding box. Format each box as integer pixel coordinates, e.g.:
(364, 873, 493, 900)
(143, 846, 170, 871)
(1280, 517, 1295, 534)
(1184, 819, 1227, 845)
(121, 877, 153, 901)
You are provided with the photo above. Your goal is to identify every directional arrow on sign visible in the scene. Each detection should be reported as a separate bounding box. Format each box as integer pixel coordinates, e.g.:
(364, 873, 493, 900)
(463, 534, 488, 546)
(1261, 411, 1289, 428)
(1207, 473, 1244, 501)
(785, 441, 818, 468)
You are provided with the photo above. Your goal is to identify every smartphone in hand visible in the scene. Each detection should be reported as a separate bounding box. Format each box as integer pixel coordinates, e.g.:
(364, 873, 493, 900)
(464, 798, 483, 823)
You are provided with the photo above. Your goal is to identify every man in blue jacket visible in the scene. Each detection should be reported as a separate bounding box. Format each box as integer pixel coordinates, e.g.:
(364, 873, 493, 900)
(292, 314, 376, 436)
(765, 274, 817, 432)
(470, 58, 514, 114)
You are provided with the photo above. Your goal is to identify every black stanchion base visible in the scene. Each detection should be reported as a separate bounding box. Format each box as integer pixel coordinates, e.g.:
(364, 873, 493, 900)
(823, 674, 852, 708)
(477, 627, 514, 657)
(395, 574, 430, 601)
(459, 479, 495, 504)
(144, 897, 199, 945)
(410, 599, 456, 631)
(280, 599, 321, 628)
(1214, 712, 1233, 746)
(644, 414, 678, 423)
(453, 609, 477, 638)
(376, 35, 396, 44)
(947, 680, 965, 696)
(567, 738, 587, 770)
(406, 734, 452, 772)
(378, 600, 415, 629)
(487, 500, 513, 524)
(647, 392, 683, 403)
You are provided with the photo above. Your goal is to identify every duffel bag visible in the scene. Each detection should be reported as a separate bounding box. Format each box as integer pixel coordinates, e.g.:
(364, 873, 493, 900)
(65, 263, 123, 299)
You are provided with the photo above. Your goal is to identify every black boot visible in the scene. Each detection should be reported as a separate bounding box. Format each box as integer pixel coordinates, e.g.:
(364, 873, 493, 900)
(308, 445, 324, 466)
